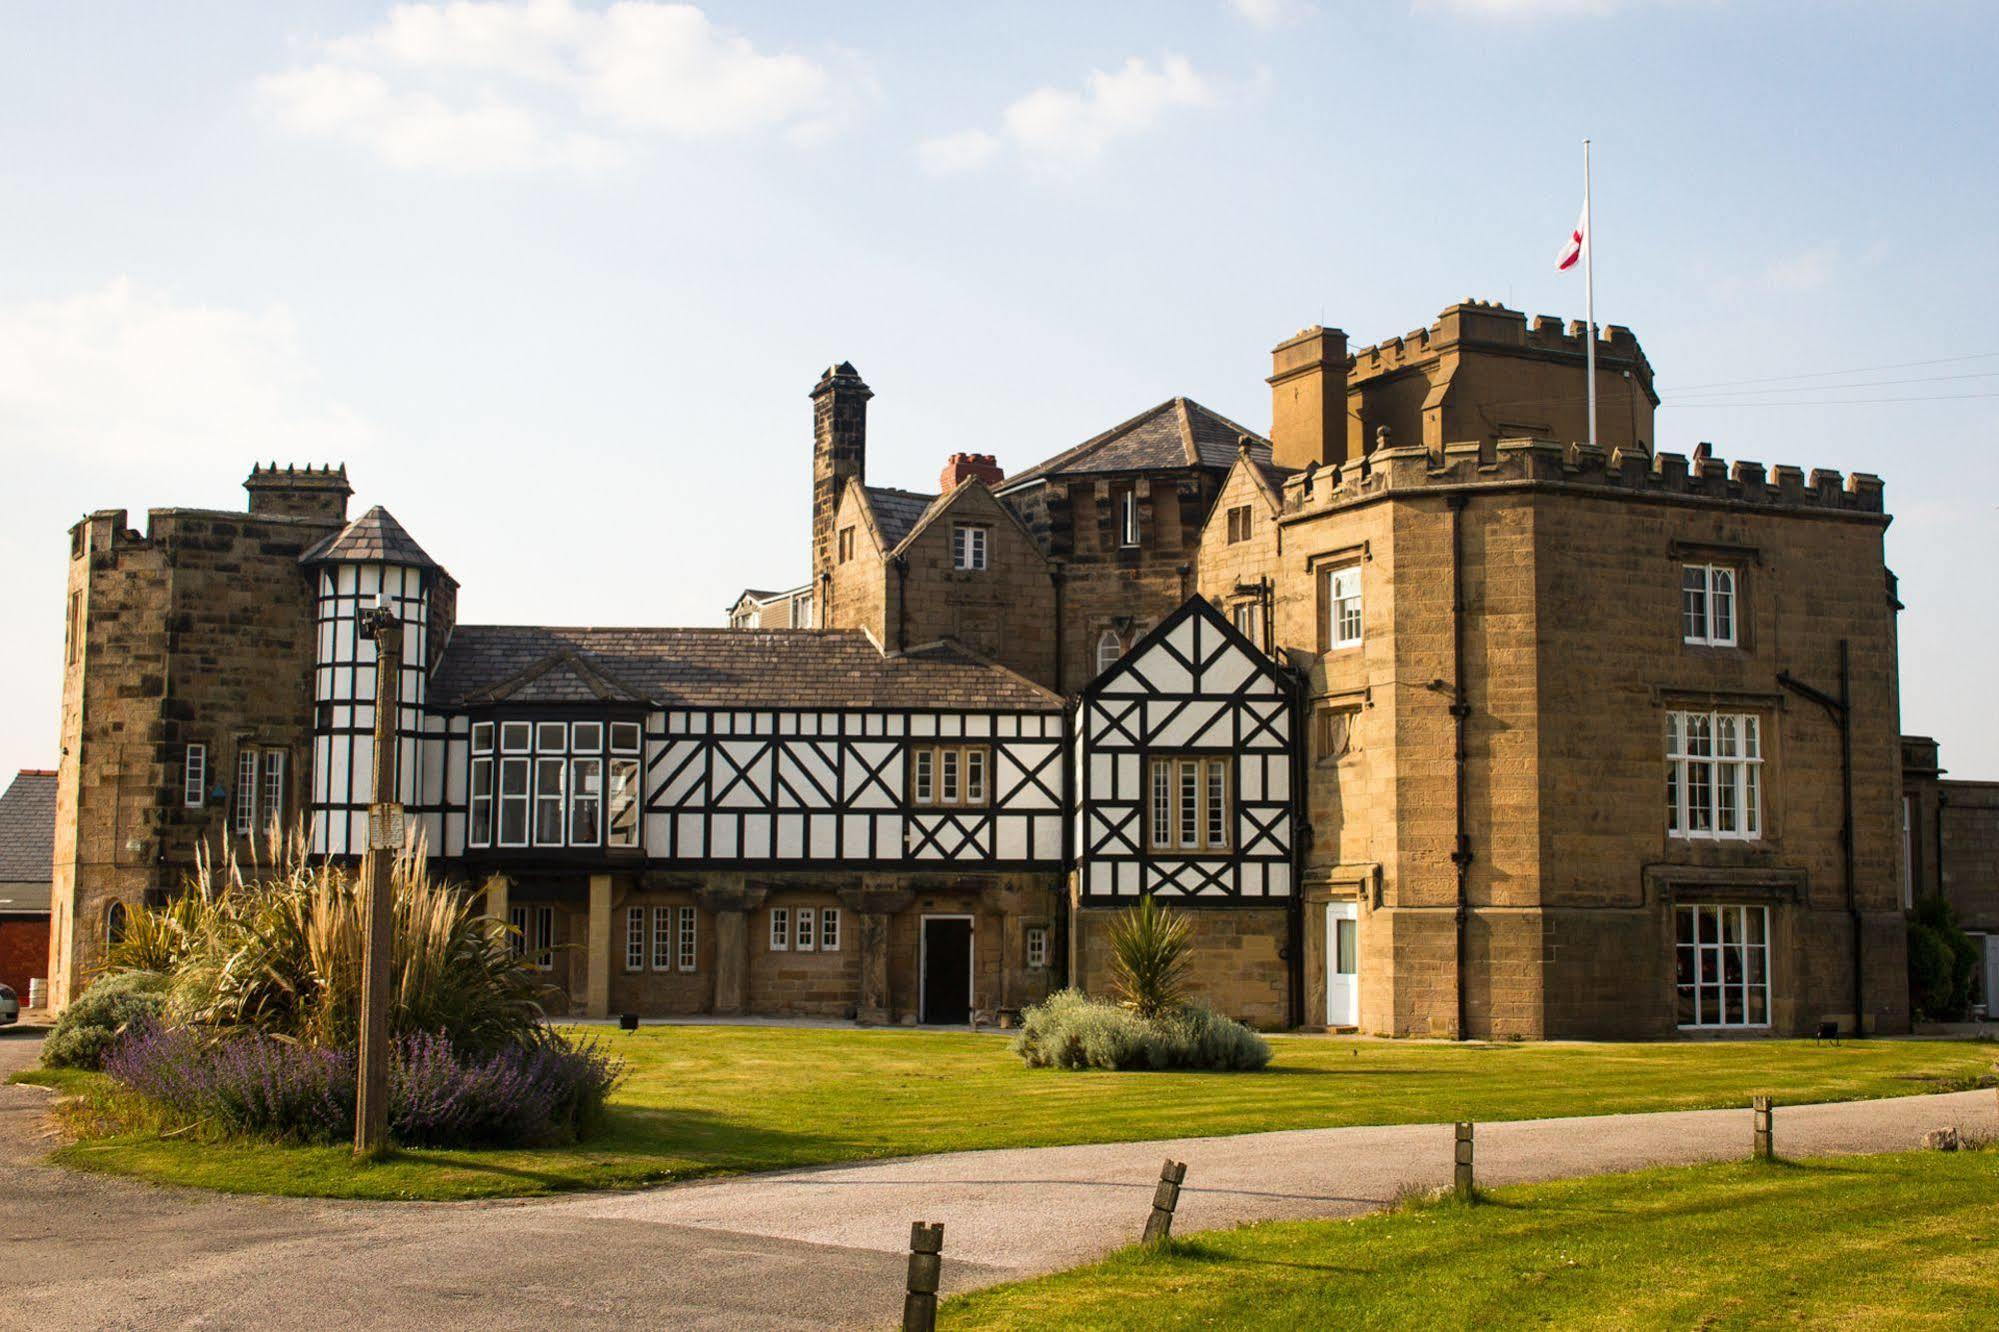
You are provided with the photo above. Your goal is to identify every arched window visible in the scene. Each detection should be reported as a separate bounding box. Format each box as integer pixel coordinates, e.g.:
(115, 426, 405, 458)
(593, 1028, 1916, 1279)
(1095, 630, 1122, 676)
(106, 900, 128, 946)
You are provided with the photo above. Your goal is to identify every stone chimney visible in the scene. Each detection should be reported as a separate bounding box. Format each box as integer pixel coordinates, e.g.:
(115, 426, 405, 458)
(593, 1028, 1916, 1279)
(243, 463, 353, 524)
(810, 362, 872, 601)
(1267, 326, 1348, 472)
(939, 453, 1003, 492)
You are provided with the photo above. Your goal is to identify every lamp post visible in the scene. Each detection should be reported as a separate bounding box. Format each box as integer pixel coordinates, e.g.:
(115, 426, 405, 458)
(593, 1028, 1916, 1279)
(355, 600, 403, 1158)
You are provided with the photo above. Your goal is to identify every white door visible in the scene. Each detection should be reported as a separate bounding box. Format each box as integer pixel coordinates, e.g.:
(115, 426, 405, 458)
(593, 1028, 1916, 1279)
(1326, 902, 1359, 1027)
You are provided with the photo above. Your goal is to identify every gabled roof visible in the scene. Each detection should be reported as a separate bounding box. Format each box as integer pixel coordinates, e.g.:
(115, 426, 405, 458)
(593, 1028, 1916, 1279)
(888, 479, 1050, 566)
(301, 505, 442, 570)
(430, 626, 1063, 711)
(999, 398, 1273, 492)
(0, 770, 56, 911)
(865, 486, 938, 549)
(457, 648, 649, 706)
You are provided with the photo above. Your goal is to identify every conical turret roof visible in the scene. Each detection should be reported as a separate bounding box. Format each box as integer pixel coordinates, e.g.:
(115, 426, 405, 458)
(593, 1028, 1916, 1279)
(300, 505, 441, 570)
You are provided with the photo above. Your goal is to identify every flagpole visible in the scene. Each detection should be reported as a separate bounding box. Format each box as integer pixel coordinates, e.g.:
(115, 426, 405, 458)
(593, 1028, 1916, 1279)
(1583, 137, 1597, 450)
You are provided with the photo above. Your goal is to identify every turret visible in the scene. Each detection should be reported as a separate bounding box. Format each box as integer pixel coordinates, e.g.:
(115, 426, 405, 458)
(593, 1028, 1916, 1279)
(300, 506, 448, 857)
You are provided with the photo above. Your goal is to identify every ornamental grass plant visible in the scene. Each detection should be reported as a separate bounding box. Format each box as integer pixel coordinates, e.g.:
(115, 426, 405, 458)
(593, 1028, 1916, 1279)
(1013, 990, 1271, 1072)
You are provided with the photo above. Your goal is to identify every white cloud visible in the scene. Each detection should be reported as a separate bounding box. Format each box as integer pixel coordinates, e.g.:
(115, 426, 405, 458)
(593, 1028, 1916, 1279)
(1229, 0, 1316, 29)
(0, 280, 369, 463)
(1763, 242, 1837, 293)
(917, 128, 1000, 176)
(257, 0, 853, 173)
(1416, 0, 1624, 15)
(921, 55, 1219, 175)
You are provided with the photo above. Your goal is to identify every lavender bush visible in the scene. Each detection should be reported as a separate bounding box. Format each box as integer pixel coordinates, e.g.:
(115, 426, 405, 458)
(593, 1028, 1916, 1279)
(103, 1022, 623, 1148)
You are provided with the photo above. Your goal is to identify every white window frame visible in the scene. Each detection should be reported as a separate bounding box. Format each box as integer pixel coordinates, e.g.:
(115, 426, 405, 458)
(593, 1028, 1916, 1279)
(1675, 903, 1771, 1029)
(470, 725, 495, 848)
(911, 744, 990, 808)
(795, 592, 814, 628)
(796, 906, 816, 952)
(1095, 630, 1122, 676)
(497, 756, 531, 847)
(1119, 491, 1141, 548)
(652, 905, 674, 971)
(569, 756, 603, 846)
(1666, 710, 1762, 841)
(1230, 600, 1260, 644)
(769, 906, 790, 951)
(1026, 925, 1048, 970)
(819, 907, 840, 953)
(532, 755, 567, 847)
(953, 524, 989, 571)
(626, 906, 646, 972)
(606, 756, 641, 849)
(234, 749, 259, 834)
(1324, 565, 1363, 649)
(183, 745, 206, 808)
(260, 750, 286, 837)
(677, 905, 698, 971)
(1147, 755, 1232, 854)
(1682, 563, 1739, 647)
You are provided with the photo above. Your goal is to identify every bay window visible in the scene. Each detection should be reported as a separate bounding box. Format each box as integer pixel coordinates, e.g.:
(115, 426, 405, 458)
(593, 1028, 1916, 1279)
(473, 716, 642, 850)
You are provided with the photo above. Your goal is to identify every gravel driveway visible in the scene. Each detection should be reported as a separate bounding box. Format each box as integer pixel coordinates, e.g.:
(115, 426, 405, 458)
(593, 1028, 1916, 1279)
(3, 1029, 1991, 1330)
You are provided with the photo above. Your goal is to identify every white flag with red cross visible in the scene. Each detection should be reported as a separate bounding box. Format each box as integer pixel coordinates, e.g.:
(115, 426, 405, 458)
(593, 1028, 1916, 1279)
(1557, 200, 1588, 271)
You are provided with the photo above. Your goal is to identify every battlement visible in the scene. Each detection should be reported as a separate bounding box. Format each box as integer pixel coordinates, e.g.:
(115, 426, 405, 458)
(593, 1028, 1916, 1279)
(1280, 435, 1886, 520)
(1347, 300, 1648, 380)
(243, 462, 353, 522)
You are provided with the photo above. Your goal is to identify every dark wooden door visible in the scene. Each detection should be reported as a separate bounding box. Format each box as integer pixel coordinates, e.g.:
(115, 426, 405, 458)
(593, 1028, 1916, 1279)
(921, 918, 973, 1025)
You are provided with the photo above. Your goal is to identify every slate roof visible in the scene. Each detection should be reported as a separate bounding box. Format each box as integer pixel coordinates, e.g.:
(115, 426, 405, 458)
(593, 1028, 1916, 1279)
(301, 505, 443, 570)
(0, 770, 56, 913)
(865, 487, 938, 549)
(430, 627, 1064, 711)
(999, 398, 1273, 491)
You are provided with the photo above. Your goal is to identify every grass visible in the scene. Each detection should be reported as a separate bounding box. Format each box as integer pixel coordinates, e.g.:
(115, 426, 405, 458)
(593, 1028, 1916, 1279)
(11, 1025, 1994, 1202)
(939, 1150, 1999, 1329)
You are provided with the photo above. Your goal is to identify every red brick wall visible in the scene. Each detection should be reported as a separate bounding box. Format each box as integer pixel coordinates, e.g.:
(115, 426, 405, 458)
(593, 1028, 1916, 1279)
(0, 918, 49, 997)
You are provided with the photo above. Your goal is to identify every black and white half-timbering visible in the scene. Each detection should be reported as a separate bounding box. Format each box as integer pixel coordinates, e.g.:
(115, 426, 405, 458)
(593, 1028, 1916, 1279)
(1076, 596, 1299, 903)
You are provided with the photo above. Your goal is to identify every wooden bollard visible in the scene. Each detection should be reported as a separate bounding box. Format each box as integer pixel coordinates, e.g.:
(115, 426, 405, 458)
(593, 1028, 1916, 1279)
(903, 1221, 943, 1332)
(1143, 1158, 1188, 1244)
(1752, 1096, 1774, 1161)
(1454, 1122, 1475, 1201)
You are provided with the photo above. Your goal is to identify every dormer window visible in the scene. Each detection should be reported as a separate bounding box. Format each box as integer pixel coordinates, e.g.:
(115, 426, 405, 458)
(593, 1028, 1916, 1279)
(953, 524, 989, 571)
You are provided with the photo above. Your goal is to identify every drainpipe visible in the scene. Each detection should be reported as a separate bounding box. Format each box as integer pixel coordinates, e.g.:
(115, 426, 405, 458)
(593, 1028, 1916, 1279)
(1059, 693, 1079, 991)
(1934, 791, 1948, 902)
(1447, 495, 1473, 1041)
(892, 554, 909, 653)
(1052, 563, 1067, 694)
(1778, 639, 1864, 1037)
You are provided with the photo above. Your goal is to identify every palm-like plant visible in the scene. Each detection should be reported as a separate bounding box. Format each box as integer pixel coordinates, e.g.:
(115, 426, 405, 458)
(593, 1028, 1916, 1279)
(107, 831, 550, 1054)
(1107, 896, 1193, 1019)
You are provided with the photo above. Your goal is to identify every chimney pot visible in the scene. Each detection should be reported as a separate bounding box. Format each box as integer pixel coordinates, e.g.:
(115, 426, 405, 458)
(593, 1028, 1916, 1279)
(939, 452, 1005, 492)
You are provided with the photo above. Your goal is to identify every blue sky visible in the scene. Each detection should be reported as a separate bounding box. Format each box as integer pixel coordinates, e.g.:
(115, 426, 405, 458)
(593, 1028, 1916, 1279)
(3, 0, 1996, 780)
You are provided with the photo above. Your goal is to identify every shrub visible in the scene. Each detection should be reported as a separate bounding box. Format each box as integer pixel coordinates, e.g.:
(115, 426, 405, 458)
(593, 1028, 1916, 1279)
(101, 1023, 625, 1148)
(109, 837, 550, 1055)
(1108, 897, 1192, 1019)
(43, 971, 169, 1070)
(1909, 897, 1981, 1021)
(1013, 990, 1271, 1072)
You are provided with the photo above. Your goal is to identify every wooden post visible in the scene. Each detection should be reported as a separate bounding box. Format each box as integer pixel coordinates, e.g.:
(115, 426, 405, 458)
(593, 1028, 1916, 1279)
(1143, 1158, 1188, 1243)
(1454, 1122, 1475, 1201)
(354, 606, 402, 1160)
(903, 1221, 943, 1332)
(1752, 1096, 1774, 1161)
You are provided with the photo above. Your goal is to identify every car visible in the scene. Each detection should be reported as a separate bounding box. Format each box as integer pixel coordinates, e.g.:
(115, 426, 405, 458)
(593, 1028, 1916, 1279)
(0, 984, 17, 1026)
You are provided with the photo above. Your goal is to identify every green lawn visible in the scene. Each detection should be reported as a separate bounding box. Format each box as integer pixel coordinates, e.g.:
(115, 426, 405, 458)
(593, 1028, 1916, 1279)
(940, 1150, 1999, 1329)
(13, 1025, 1994, 1202)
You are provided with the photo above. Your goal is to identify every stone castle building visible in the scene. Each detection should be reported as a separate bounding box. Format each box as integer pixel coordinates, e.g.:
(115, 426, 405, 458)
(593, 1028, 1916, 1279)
(46, 301, 1925, 1038)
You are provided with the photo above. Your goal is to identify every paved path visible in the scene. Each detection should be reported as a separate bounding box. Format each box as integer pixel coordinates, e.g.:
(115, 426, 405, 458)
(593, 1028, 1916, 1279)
(3, 1027, 1993, 1330)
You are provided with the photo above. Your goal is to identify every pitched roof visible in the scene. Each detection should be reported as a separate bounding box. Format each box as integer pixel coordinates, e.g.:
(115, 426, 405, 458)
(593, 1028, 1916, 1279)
(430, 627, 1063, 711)
(301, 505, 442, 570)
(865, 487, 937, 549)
(0, 770, 56, 912)
(999, 398, 1273, 491)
